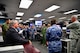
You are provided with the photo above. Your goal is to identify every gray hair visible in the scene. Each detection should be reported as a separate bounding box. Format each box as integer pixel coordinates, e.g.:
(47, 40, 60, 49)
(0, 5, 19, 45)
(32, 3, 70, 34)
(9, 20, 18, 27)
(71, 15, 78, 19)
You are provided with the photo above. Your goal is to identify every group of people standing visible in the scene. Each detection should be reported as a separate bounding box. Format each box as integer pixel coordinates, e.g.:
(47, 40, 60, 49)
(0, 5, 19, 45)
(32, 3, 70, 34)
(41, 15, 80, 53)
(1, 15, 80, 53)
(2, 19, 32, 46)
(1, 18, 62, 53)
(1, 18, 63, 53)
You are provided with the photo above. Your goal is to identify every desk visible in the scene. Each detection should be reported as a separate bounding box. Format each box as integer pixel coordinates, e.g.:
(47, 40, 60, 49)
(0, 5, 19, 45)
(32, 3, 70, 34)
(0, 36, 4, 42)
(0, 45, 24, 53)
(61, 39, 71, 53)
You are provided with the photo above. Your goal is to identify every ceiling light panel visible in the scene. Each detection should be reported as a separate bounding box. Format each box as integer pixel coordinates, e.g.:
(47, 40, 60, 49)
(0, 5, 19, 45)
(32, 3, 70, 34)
(29, 18, 34, 20)
(45, 5, 60, 12)
(0, 12, 2, 15)
(17, 12, 24, 16)
(41, 19, 45, 21)
(15, 17, 21, 19)
(48, 16, 55, 18)
(59, 17, 66, 19)
(23, 22, 26, 23)
(0, 16, 5, 18)
(25, 20, 30, 22)
(63, 10, 78, 15)
(34, 14, 42, 17)
(76, 14, 80, 16)
(19, 20, 23, 22)
(19, 0, 33, 9)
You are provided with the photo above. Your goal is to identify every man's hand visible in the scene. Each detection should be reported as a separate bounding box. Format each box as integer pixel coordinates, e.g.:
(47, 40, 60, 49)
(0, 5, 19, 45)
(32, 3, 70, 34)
(29, 40, 32, 45)
(46, 41, 48, 46)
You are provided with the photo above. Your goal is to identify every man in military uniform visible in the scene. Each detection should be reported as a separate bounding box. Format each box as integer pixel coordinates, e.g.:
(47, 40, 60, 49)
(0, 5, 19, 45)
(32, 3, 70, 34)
(46, 19, 62, 53)
(2, 18, 10, 40)
(41, 23, 47, 46)
(67, 15, 80, 53)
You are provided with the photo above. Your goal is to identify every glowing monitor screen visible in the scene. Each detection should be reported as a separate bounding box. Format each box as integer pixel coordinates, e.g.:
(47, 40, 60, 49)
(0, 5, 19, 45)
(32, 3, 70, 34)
(35, 21, 42, 26)
(0, 19, 5, 24)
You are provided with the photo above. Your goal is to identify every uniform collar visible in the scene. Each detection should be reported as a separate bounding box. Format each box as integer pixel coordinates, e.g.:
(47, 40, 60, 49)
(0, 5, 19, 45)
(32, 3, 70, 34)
(73, 20, 79, 23)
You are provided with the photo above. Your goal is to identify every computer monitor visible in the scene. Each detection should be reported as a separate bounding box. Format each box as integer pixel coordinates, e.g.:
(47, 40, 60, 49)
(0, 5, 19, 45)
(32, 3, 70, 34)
(62, 27, 67, 30)
(0, 19, 5, 24)
(35, 21, 42, 26)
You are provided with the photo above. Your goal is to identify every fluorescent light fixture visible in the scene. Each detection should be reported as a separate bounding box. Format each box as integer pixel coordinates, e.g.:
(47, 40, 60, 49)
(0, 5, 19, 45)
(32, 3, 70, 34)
(25, 20, 29, 22)
(19, 0, 33, 9)
(0, 16, 5, 18)
(76, 14, 80, 16)
(45, 5, 60, 12)
(67, 19, 71, 20)
(64, 10, 78, 14)
(0, 12, 2, 15)
(19, 20, 23, 22)
(41, 19, 45, 21)
(34, 14, 42, 17)
(48, 16, 55, 18)
(15, 17, 21, 19)
(17, 12, 24, 16)
(59, 17, 66, 19)
(23, 22, 27, 23)
(29, 18, 34, 20)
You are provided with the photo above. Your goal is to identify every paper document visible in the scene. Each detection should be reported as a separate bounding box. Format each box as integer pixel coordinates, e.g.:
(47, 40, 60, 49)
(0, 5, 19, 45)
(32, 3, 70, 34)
(18, 30, 23, 34)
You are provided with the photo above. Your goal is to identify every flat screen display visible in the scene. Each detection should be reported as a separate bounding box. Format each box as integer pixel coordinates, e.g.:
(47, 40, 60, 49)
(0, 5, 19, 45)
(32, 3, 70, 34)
(0, 19, 5, 24)
(62, 27, 67, 30)
(35, 21, 42, 26)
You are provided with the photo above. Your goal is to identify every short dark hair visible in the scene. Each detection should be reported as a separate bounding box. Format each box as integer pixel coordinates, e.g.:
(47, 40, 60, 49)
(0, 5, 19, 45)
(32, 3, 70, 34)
(51, 19, 56, 25)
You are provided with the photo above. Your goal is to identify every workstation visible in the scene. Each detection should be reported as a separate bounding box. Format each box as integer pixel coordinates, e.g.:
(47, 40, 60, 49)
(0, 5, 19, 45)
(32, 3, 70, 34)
(0, 0, 80, 53)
